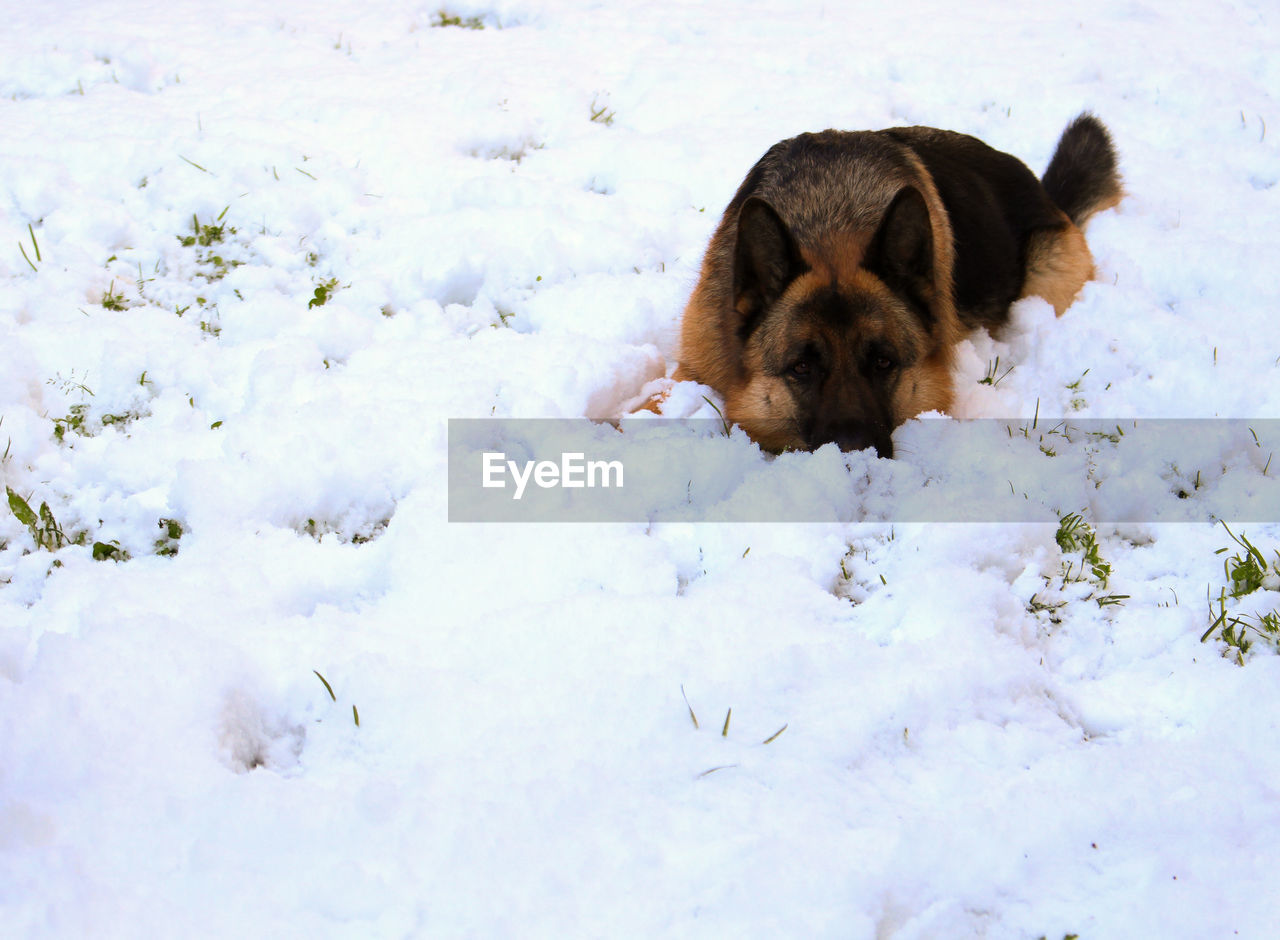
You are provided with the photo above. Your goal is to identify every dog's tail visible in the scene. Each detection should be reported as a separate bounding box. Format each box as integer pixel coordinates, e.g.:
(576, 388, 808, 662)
(1041, 113, 1123, 228)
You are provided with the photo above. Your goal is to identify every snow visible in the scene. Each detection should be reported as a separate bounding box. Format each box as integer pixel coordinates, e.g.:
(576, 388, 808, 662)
(3, 0, 1280, 936)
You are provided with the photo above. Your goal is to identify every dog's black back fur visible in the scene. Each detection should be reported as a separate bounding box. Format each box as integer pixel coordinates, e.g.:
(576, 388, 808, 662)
(884, 128, 1066, 329)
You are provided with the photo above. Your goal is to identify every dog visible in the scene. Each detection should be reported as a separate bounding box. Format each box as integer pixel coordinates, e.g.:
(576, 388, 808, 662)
(673, 113, 1122, 457)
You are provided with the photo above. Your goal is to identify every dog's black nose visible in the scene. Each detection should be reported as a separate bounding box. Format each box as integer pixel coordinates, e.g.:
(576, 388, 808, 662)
(812, 423, 893, 458)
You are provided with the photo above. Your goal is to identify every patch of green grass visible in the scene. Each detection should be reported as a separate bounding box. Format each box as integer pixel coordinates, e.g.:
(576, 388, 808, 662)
(180, 210, 229, 248)
(1027, 593, 1068, 621)
(681, 684, 787, 770)
(1201, 522, 1280, 664)
(979, 356, 1014, 386)
(5, 487, 90, 553)
(155, 518, 184, 556)
(700, 395, 731, 436)
(99, 411, 133, 430)
(313, 670, 360, 727)
(46, 372, 94, 397)
(196, 297, 222, 337)
(101, 281, 128, 311)
(431, 10, 486, 28)
(177, 210, 244, 284)
(1028, 512, 1128, 621)
(589, 96, 615, 126)
(52, 400, 143, 443)
(1218, 522, 1272, 598)
(1055, 511, 1112, 588)
(5, 486, 147, 563)
(1065, 369, 1089, 410)
(52, 403, 90, 442)
(18, 223, 41, 272)
(308, 277, 340, 309)
(301, 514, 389, 545)
(92, 540, 129, 562)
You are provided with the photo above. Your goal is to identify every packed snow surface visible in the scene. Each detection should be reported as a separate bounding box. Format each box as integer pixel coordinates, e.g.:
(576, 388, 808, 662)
(3, 1, 1280, 937)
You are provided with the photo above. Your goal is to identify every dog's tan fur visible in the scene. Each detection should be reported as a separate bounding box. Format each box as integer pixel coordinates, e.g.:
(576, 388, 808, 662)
(1021, 218, 1095, 316)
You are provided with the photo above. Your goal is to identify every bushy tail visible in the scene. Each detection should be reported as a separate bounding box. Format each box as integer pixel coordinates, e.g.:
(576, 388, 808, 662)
(1041, 113, 1123, 227)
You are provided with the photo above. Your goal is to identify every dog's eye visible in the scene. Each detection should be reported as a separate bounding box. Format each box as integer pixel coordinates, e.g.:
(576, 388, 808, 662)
(875, 356, 895, 372)
(787, 360, 813, 380)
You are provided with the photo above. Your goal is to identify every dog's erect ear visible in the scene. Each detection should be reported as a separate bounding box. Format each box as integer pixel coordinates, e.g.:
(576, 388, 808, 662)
(733, 197, 805, 327)
(867, 186, 936, 324)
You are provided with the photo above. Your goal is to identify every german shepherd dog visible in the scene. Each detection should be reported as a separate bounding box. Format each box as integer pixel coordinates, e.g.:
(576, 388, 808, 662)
(674, 114, 1122, 457)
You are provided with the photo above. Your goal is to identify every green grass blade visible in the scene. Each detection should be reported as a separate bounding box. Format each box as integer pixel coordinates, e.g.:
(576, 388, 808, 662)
(313, 670, 336, 701)
(680, 684, 698, 729)
(6, 486, 38, 530)
(762, 724, 788, 745)
(700, 395, 730, 436)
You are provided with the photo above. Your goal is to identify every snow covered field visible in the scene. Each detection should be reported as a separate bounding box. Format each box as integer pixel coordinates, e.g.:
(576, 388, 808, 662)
(3, 0, 1280, 936)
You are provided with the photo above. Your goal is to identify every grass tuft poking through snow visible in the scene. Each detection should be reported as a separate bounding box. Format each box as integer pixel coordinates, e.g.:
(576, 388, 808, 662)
(1203, 523, 1280, 663)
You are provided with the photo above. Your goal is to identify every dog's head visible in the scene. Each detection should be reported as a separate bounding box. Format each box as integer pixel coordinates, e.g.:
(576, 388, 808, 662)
(723, 190, 956, 458)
